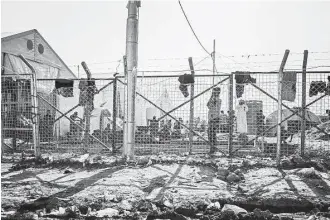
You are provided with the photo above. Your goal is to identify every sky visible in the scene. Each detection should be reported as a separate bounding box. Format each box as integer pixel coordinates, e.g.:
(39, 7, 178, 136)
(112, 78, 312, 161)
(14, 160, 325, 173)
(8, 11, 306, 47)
(2, 1, 330, 77)
(1, 1, 330, 120)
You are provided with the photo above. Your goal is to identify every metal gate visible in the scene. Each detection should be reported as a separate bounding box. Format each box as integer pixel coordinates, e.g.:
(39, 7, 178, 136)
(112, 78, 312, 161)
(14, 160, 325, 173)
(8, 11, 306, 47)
(1, 74, 38, 154)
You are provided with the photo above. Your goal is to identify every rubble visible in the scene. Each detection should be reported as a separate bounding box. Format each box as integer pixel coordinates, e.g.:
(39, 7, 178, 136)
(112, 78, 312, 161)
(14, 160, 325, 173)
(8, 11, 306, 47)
(94, 207, 119, 217)
(221, 204, 248, 215)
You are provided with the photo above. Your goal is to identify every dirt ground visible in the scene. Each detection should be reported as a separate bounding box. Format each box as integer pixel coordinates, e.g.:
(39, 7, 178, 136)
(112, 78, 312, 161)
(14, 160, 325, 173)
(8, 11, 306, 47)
(1, 152, 330, 220)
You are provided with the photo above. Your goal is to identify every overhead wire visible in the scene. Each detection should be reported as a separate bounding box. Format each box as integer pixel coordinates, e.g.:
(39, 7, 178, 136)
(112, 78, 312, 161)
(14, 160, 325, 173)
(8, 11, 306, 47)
(178, 0, 211, 56)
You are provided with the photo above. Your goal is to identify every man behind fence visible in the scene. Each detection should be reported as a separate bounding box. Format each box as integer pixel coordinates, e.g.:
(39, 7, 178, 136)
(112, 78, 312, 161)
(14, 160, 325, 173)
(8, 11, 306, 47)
(207, 87, 222, 154)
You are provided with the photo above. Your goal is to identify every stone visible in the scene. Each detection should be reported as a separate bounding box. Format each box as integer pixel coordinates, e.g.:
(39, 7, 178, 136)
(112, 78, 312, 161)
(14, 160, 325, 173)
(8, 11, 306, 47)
(281, 158, 292, 167)
(226, 173, 241, 183)
(163, 200, 173, 208)
(221, 204, 247, 215)
(96, 208, 119, 217)
(234, 169, 242, 175)
(64, 168, 74, 174)
(291, 155, 305, 166)
(220, 209, 237, 219)
(217, 168, 229, 177)
(119, 200, 133, 211)
(253, 208, 273, 219)
(298, 167, 319, 178)
(207, 202, 221, 210)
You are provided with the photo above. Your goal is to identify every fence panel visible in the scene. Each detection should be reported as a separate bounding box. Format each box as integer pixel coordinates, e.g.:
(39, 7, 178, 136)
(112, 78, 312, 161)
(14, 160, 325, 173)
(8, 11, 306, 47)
(231, 71, 330, 158)
(120, 74, 231, 155)
(36, 78, 116, 154)
(1, 74, 35, 153)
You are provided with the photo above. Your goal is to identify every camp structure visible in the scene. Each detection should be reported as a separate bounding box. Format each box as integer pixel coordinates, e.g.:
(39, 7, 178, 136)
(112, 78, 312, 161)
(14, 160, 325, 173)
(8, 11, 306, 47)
(1, 29, 77, 151)
(265, 107, 321, 136)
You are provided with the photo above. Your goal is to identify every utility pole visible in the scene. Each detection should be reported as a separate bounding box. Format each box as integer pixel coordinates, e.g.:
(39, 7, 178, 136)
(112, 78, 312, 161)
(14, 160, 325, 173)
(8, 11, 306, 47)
(212, 39, 215, 85)
(124, 0, 140, 160)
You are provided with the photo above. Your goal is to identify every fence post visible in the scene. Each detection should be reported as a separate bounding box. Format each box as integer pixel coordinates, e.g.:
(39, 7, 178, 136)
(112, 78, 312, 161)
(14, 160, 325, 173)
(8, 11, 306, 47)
(81, 62, 92, 150)
(112, 74, 118, 153)
(277, 50, 290, 166)
(188, 57, 195, 154)
(301, 50, 308, 157)
(18, 55, 40, 157)
(228, 73, 234, 156)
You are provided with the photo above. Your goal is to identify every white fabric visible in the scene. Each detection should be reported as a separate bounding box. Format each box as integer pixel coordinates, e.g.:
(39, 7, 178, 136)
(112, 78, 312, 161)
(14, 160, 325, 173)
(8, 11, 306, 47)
(236, 104, 248, 133)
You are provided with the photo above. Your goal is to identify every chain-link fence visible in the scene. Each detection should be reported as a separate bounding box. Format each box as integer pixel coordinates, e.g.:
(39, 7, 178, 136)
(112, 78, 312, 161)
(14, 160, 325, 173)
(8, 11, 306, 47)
(1, 71, 329, 158)
(230, 71, 330, 158)
(1, 74, 35, 154)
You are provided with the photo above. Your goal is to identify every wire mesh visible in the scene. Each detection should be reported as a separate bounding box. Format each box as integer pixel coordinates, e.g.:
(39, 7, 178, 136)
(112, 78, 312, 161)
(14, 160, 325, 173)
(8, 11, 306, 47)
(1, 71, 329, 158)
(33, 78, 116, 154)
(232, 71, 330, 157)
(1, 75, 35, 153)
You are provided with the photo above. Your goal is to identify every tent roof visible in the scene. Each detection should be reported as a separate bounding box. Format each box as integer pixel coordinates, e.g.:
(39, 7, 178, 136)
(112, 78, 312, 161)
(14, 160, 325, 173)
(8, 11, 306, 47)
(266, 108, 321, 123)
(1, 29, 76, 79)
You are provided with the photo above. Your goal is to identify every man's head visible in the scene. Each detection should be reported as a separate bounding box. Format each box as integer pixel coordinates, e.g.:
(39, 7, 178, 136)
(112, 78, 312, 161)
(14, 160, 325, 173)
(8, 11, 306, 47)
(212, 87, 221, 96)
(46, 110, 51, 114)
(74, 111, 78, 116)
(221, 110, 224, 114)
(153, 116, 156, 120)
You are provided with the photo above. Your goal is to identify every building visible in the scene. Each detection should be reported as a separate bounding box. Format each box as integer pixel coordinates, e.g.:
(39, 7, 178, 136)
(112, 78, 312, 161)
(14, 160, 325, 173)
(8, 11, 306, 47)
(1, 29, 77, 150)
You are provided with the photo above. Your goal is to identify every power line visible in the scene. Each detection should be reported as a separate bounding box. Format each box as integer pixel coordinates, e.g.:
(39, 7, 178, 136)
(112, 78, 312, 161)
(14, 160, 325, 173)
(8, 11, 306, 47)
(178, 1, 211, 56)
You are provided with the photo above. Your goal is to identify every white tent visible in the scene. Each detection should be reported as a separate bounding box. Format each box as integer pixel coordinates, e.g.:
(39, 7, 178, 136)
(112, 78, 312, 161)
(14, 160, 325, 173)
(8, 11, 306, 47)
(157, 88, 173, 121)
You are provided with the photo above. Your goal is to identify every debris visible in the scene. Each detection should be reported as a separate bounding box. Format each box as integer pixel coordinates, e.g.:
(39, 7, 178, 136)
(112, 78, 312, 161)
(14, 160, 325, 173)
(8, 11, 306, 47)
(78, 154, 89, 163)
(63, 168, 74, 174)
(281, 158, 292, 167)
(291, 155, 305, 166)
(95, 208, 119, 217)
(297, 167, 319, 178)
(207, 202, 221, 210)
(221, 204, 247, 215)
(226, 173, 241, 183)
(253, 208, 273, 219)
(163, 200, 173, 208)
(307, 216, 316, 220)
(119, 200, 133, 211)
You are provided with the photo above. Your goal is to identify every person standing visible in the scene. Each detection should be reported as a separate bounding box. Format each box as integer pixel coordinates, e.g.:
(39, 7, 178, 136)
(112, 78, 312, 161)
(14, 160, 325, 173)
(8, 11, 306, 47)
(207, 87, 222, 154)
(236, 100, 248, 134)
(256, 109, 265, 136)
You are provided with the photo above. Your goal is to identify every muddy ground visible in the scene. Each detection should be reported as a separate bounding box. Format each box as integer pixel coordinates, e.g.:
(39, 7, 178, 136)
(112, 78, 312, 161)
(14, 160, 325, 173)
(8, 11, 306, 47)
(1, 152, 330, 220)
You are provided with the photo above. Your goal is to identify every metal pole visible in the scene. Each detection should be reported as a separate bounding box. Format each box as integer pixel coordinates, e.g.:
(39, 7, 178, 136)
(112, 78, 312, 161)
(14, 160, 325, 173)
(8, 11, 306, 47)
(81, 61, 92, 150)
(212, 40, 215, 85)
(123, 56, 127, 156)
(277, 50, 290, 166)
(125, 0, 140, 160)
(112, 74, 118, 153)
(18, 55, 40, 157)
(301, 50, 308, 157)
(188, 57, 195, 154)
(228, 73, 234, 156)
